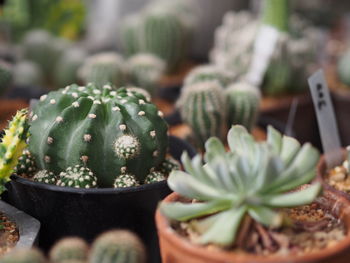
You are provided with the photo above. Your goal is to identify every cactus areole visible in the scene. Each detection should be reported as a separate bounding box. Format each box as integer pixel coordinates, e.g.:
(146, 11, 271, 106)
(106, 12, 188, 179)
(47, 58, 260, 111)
(28, 84, 168, 187)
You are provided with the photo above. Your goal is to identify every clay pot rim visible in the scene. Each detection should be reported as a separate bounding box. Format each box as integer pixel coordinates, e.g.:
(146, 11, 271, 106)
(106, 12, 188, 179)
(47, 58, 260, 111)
(156, 191, 350, 263)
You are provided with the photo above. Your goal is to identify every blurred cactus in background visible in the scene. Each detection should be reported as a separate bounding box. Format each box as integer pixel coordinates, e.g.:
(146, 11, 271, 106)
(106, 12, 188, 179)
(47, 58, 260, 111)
(0, 59, 13, 95)
(13, 61, 43, 88)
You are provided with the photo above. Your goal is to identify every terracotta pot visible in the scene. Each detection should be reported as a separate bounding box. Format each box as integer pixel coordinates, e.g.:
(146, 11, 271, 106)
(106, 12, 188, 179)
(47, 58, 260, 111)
(156, 191, 350, 263)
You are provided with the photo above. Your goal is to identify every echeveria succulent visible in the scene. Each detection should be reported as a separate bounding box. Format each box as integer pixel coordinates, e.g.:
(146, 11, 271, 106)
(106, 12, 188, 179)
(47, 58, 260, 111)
(160, 125, 321, 246)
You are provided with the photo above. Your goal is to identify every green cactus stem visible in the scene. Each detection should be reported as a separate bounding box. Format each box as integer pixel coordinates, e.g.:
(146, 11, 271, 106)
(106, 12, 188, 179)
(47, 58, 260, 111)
(49, 237, 89, 263)
(28, 84, 168, 187)
(33, 170, 57, 185)
(78, 52, 125, 88)
(177, 81, 227, 148)
(14, 149, 37, 178)
(89, 230, 146, 263)
(262, 0, 289, 32)
(0, 109, 29, 193)
(114, 173, 139, 188)
(0, 248, 47, 263)
(225, 82, 261, 131)
(57, 165, 97, 189)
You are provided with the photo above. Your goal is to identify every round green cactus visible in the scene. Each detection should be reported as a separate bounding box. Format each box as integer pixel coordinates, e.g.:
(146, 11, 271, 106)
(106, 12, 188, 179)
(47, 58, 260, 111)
(14, 149, 37, 178)
(113, 173, 139, 188)
(49, 237, 89, 263)
(184, 64, 234, 88)
(33, 170, 57, 184)
(144, 171, 165, 184)
(0, 248, 47, 263)
(57, 165, 97, 189)
(225, 82, 261, 131)
(0, 59, 13, 94)
(78, 52, 126, 88)
(337, 49, 350, 87)
(158, 156, 180, 174)
(54, 47, 87, 87)
(28, 84, 168, 187)
(121, 14, 143, 57)
(126, 53, 165, 95)
(90, 230, 146, 263)
(177, 81, 227, 148)
(13, 61, 43, 87)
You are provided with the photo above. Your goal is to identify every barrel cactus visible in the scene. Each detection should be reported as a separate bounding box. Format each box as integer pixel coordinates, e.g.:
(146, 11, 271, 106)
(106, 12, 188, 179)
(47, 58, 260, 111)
(13, 61, 43, 87)
(57, 165, 97, 189)
(14, 149, 37, 178)
(28, 84, 168, 187)
(337, 49, 350, 87)
(114, 173, 139, 188)
(184, 64, 234, 88)
(0, 248, 47, 263)
(54, 47, 87, 87)
(0, 59, 13, 95)
(121, 14, 143, 57)
(89, 230, 146, 263)
(49, 237, 89, 263)
(225, 82, 260, 131)
(78, 52, 126, 88)
(0, 109, 29, 193)
(126, 53, 165, 95)
(177, 81, 226, 148)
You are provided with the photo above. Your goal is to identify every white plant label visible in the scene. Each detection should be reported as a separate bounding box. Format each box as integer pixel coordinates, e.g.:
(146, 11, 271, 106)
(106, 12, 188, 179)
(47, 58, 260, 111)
(308, 69, 342, 168)
(246, 25, 280, 86)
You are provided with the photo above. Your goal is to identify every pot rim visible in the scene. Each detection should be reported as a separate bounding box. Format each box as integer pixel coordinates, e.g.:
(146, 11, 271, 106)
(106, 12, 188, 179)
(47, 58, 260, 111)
(156, 191, 350, 263)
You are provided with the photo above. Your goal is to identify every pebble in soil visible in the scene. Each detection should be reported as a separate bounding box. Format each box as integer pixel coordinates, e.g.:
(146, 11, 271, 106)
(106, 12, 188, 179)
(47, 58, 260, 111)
(326, 160, 350, 192)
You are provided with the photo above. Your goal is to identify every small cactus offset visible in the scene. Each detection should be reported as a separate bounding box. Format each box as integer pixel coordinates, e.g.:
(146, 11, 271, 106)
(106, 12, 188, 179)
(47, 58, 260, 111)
(126, 53, 165, 95)
(89, 230, 146, 263)
(49, 237, 89, 263)
(114, 173, 139, 188)
(157, 156, 180, 175)
(0, 109, 29, 193)
(54, 47, 87, 87)
(225, 82, 261, 131)
(78, 52, 125, 88)
(33, 170, 57, 185)
(144, 171, 166, 184)
(184, 64, 234, 88)
(14, 149, 37, 178)
(28, 84, 168, 187)
(177, 81, 227, 148)
(0, 60, 13, 95)
(0, 248, 47, 263)
(57, 165, 97, 189)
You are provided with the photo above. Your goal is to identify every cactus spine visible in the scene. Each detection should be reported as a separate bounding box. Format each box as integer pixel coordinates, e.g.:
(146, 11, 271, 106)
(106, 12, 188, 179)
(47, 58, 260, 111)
(0, 60, 13, 94)
(225, 82, 260, 131)
(0, 109, 29, 193)
(0, 248, 47, 263)
(28, 84, 168, 187)
(57, 165, 97, 189)
(49, 237, 89, 263)
(177, 81, 226, 148)
(89, 230, 146, 263)
(78, 52, 125, 88)
(126, 53, 165, 95)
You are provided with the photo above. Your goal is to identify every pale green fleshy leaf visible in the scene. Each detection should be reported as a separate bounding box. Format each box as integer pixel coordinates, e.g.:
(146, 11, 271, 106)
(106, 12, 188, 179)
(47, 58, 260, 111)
(248, 205, 283, 228)
(267, 125, 282, 155)
(204, 137, 226, 163)
(280, 135, 301, 166)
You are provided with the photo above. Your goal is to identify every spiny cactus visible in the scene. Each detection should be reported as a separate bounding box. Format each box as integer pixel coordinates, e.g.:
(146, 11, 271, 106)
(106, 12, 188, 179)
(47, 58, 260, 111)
(225, 82, 260, 131)
(184, 64, 234, 88)
(121, 14, 143, 57)
(89, 230, 146, 263)
(0, 109, 29, 193)
(158, 156, 180, 174)
(33, 170, 57, 185)
(28, 84, 168, 187)
(49, 237, 89, 263)
(54, 47, 87, 87)
(0, 248, 47, 263)
(160, 125, 321, 246)
(0, 60, 13, 95)
(78, 52, 125, 88)
(57, 165, 97, 189)
(13, 61, 43, 87)
(114, 173, 139, 188)
(126, 53, 165, 95)
(14, 149, 37, 178)
(177, 81, 226, 148)
(144, 171, 166, 184)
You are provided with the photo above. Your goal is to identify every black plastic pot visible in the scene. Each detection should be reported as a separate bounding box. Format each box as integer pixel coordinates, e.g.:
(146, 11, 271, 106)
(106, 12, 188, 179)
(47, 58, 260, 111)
(0, 200, 40, 249)
(4, 136, 196, 263)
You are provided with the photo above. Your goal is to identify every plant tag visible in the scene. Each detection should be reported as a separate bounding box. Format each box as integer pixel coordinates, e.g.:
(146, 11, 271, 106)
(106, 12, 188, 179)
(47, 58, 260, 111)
(246, 25, 280, 86)
(308, 69, 342, 168)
